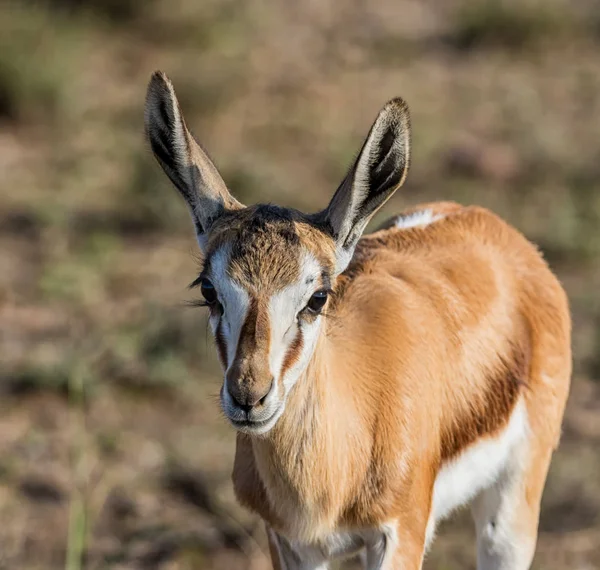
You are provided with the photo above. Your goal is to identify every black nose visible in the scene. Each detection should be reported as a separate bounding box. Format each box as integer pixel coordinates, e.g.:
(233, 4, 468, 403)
(227, 379, 273, 412)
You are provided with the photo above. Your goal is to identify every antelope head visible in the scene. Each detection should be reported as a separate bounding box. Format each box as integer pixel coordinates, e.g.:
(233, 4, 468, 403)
(144, 71, 410, 435)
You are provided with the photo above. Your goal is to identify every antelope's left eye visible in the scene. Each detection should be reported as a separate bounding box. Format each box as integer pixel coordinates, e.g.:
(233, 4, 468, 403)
(305, 290, 328, 313)
(200, 279, 218, 304)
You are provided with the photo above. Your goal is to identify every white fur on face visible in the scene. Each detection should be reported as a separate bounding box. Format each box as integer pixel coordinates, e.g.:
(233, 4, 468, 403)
(207, 245, 257, 426)
(205, 246, 325, 434)
(206, 246, 250, 367)
(268, 251, 324, 393)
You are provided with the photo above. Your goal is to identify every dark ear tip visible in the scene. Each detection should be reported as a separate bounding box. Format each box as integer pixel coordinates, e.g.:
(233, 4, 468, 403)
(149, 69, 169, 85)
(382, 97, 410, 125)
(144, 71, 178, 137)
(146, 70, 173, 100)
(385, 96, 409, 111)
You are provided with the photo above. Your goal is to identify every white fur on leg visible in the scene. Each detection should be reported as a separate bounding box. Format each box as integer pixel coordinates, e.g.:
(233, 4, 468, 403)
(470, 413, 536, 570)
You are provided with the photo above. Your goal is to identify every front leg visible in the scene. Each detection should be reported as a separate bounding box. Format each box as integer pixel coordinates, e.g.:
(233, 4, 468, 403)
(266, 526, 329, 570)
(266, 519, 426, 570)
(363, 522, 426, 570)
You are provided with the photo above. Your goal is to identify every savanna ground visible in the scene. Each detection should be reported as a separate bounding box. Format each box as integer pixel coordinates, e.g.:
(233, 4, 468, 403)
(1, 0, 600, 568)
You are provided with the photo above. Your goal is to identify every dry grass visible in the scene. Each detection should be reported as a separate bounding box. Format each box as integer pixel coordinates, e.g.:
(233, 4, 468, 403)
(1, 0, 600, 568)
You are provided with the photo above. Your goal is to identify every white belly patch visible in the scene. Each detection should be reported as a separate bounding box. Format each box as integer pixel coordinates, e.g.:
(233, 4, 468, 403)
(425, 398, 528, 547)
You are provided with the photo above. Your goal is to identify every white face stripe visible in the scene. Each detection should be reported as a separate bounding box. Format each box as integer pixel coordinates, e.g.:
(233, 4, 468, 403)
(207, 245, 250, 368)
(268, 251, 324, 388)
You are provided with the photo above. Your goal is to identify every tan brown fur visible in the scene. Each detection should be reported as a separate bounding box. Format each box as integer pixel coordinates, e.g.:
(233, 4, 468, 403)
(225, 298, 274, 407)
(144, 72, 570, 568)
(204, 204, 336, 408)
(209, 205, 303, 291)
(232, 203, 571, 559)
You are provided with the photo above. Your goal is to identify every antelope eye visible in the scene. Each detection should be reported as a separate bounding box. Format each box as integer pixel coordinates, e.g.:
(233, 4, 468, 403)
(200, 279, 218, 304)
(306, 290, 328, 313)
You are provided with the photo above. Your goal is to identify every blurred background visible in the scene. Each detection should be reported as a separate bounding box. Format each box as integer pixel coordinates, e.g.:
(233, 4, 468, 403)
(1, 0, 600, 568)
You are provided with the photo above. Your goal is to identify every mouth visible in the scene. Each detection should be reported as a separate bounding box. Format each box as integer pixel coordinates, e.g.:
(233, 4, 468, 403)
(220, 384, 283, 435)
(230, 416, 271, 429)
(227, 406, 282, 435)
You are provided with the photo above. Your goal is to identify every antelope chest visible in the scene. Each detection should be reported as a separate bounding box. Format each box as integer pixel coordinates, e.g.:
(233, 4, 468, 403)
(257, 465, 338, 542)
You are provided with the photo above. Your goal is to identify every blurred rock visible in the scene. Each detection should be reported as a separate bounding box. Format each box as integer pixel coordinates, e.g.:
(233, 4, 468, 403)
(163, 468, 218, 517)
(18, 476, 65, 504)
(107, 488, 138, 521)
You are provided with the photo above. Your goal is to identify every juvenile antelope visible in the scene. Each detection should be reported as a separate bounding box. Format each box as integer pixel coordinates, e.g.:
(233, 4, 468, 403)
(145, 71, 571, 569)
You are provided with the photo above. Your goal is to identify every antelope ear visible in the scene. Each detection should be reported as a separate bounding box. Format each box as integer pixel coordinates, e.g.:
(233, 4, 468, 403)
(144, 71, 243, 249)
(321, 98, 411, 273)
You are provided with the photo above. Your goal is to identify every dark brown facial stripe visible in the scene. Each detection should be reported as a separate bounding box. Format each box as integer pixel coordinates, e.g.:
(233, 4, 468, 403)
(214, 319, 228, 369)
(235, 298, 270, 358)
(280, 328, 304, 380)
(226, 298, 273, 405)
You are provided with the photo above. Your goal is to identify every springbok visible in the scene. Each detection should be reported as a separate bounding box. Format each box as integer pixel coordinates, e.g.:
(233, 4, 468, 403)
(144, 71, 571, 570)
